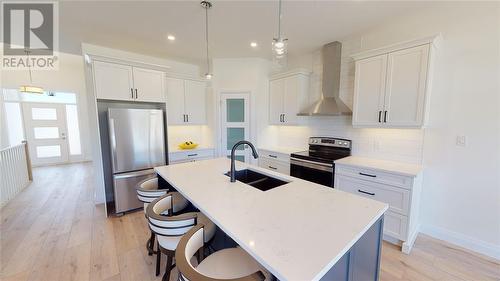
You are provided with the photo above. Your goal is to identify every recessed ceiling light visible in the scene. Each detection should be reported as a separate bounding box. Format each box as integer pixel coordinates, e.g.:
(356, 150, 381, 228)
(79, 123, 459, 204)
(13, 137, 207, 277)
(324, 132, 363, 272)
(250, 42, 258, 48)
(167, 35, 176, 41)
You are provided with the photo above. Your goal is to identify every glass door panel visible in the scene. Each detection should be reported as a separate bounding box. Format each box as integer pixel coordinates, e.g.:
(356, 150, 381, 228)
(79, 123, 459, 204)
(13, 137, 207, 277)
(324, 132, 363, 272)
(22, 103, 69, 166)
(220, 93, 250, 163)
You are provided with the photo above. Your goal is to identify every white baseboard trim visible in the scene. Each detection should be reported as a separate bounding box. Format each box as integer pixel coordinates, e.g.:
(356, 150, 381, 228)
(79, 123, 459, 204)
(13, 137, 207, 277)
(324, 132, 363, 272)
(420, 224, 500, 261)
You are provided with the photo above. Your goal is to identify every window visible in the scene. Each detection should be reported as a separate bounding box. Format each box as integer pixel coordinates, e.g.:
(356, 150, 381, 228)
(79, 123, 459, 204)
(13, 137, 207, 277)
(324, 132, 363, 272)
(4, 102, 24, 146)
(65, 104, 82, 155)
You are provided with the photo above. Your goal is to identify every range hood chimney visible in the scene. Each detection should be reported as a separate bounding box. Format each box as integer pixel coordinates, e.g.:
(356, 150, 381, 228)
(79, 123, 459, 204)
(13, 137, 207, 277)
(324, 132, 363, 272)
(298, 41, 352, 116)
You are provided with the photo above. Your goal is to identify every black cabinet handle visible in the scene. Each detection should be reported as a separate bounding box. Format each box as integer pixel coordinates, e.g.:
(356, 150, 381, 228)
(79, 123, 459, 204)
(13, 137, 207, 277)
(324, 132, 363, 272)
(134, 89, 138, 99)
(359, 172, 377, 178)
(283, 114, 285, 123)
(279, 114, 283, 122)
(384, 111, 387, 123)
(378, 111, 382, 123)
(183, 115, 185, 122)
(268, 154, 277, 158)
(186, 115, 189, 122)
(131, 88, 134, 99)
(358, 189, 375, 196)
(187, 153, 198, 157)
(268, 166, 277, 170)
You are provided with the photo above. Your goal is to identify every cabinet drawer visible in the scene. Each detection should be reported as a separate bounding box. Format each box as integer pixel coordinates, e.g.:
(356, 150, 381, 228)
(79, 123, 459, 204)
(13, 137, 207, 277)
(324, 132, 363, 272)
(259, 149, 290, 163)
(335, 175, 410, 215)
(384, 211, 408, 241)
(169, 149, 214, 162)
(258, 158, 290, 175)
(335, 164, 413, 189)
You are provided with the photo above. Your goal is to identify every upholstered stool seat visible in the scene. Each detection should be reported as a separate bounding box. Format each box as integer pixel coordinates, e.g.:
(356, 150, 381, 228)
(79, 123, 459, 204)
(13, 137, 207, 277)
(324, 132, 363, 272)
(176, 224, 268, 281)
(136, 177, 189, 256)
(156, 212, 216, 251)
(147, 194, 217, 281)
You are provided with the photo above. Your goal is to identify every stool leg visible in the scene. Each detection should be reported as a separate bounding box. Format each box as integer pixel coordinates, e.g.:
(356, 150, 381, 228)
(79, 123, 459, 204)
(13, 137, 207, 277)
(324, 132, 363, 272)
(147, 231, 155, 255)
(162, 252, 173, 281)
(156, 243, 161, 276)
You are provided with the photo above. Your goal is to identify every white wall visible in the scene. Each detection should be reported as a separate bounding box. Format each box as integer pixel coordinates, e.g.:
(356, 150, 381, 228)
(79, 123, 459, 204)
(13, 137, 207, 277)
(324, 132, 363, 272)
(271, 2, 500, 258)
(1, 52, 93, 161)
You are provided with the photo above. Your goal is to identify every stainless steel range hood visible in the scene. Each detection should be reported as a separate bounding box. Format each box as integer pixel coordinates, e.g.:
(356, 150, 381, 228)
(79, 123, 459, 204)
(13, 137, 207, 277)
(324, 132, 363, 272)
(298, 41, 352, 116)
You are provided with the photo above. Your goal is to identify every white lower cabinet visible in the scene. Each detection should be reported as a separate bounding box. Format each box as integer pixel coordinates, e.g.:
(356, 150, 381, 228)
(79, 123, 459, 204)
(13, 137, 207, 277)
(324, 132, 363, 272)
(335, 163, 422, 254)
(258, 149, 290, 175)
(169, 148, 214, 164)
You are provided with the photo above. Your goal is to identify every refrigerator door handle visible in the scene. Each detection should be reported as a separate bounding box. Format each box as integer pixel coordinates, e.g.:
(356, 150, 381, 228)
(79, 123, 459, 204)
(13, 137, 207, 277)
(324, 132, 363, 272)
(113, 169, 156, 179)
(109, 118, 118, 172)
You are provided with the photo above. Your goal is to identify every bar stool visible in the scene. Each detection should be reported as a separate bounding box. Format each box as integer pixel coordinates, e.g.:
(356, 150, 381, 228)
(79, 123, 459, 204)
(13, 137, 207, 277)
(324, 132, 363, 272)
(146, 194, 216, 281)
(136, 177, 189, 255)
(175, 224, 268, 281)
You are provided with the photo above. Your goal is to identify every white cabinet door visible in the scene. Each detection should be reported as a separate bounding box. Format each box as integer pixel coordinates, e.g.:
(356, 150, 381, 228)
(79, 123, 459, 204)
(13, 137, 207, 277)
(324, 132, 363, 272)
(283, 76, 299, 124)
(166, 77, 186, 125)
(93, 61, 134, 101)
(384, 45, 429, 127)
(352, 55, 387, 126)
(269, 79, 284, 124)
(184, 80, 206, 125)
(132, 67, 165, 102)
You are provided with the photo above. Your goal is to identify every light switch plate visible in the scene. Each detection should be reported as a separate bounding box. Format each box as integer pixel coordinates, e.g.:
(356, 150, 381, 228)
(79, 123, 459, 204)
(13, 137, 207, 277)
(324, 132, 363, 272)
(456, 135, 467, 147)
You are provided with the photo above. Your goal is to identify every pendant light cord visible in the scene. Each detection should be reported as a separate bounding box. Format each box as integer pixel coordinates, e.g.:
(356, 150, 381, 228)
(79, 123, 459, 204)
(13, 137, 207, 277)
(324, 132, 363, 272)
(25, 49, 33, 83)
(277, 0, 282, 38)
(204, 2, 211, 74)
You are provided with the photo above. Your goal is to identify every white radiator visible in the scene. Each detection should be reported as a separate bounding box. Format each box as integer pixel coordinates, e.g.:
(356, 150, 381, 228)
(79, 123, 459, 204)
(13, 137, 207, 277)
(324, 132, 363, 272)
(0, 142, 31, 207)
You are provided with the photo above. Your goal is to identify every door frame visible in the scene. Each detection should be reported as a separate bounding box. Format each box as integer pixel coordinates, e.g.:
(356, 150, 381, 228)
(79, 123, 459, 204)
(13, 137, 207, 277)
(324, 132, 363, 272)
(218, 91, 251, 163)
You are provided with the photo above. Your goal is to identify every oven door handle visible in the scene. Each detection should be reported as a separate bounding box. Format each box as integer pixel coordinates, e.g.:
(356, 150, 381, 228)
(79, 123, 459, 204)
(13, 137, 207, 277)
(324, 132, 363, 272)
(290, 158, 333, 172)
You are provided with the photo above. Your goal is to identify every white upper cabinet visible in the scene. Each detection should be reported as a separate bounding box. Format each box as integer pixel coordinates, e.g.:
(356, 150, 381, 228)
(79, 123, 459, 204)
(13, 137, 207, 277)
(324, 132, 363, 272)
(166, 77, 207, 125)
(352, 36, 438, 128)
(352, 55, 387, 126)
(384, 45, 429, 126)
(165, 77, 186, 124)
(184, 80, 207, 125)
(269, 70, 310, 125)
(93, 61, 134, 101)
(93, 61, 166, 102)
(132, 67, 165, 102)
(269, 78, 285, 124)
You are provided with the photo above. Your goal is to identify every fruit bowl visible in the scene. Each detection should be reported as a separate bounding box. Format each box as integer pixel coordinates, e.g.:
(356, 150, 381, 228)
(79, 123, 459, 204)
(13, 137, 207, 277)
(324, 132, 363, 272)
(178, 141, 198, 150)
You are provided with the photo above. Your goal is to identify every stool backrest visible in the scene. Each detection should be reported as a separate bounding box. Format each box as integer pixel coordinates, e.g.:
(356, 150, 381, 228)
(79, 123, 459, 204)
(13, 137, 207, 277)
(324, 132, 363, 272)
(136, 177, 168, 211)
(175, 225, 265, 281)
(146, 194, 197, 237)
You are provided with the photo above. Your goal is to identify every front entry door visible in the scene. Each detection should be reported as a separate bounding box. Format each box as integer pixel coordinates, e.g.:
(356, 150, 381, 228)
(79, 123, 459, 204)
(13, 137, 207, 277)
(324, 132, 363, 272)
(22, 103, 69, 166)
(220, 92, 250, 163)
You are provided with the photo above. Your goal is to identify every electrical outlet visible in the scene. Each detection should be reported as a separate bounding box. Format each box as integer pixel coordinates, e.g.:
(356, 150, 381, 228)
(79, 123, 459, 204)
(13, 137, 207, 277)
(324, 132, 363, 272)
(456, 135, 467, 147)
(373, 140, 380, 151)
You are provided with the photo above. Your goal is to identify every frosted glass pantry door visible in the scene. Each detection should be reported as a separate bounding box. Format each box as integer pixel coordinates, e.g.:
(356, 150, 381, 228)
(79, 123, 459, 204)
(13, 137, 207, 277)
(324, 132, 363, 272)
(220, 92, 250, 163)
(22, 103, 69, 166)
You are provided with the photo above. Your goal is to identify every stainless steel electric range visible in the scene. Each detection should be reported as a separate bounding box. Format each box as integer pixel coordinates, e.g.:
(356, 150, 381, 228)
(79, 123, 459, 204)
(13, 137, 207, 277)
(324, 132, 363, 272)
(290, 137, 352, 188)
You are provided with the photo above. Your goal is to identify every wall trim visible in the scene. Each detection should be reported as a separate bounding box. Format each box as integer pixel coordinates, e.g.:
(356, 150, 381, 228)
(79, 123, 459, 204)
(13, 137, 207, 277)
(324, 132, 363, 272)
(420, 224, 500, 261)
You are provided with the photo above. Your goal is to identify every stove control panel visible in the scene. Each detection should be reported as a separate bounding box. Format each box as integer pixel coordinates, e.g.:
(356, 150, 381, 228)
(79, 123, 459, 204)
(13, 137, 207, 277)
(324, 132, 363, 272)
(309, 137, 351, 148)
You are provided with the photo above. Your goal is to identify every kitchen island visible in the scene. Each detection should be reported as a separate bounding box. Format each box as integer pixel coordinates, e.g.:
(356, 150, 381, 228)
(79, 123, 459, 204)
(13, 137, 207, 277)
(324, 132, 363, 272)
(155, 158, 388, 281)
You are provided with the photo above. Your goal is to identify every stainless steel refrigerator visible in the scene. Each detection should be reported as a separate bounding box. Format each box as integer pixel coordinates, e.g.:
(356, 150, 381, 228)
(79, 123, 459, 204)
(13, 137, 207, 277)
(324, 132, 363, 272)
(108, 108, 166, 213)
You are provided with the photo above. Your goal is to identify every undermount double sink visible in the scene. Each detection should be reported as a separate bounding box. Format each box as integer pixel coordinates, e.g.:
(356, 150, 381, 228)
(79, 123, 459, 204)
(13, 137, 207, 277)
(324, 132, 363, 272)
(225, 169, 289, 191)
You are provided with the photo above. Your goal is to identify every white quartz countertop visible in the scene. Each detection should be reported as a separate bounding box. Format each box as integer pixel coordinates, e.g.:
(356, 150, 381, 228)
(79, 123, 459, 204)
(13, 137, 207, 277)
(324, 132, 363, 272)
(168, 146, 215, 153)
(258, 146, 305, 155)
(155, 158, 388, 281)
(335, 156, 423, 177)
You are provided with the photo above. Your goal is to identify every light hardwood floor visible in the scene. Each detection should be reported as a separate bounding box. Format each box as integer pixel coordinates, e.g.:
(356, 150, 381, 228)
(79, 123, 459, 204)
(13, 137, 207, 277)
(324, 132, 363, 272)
(1, 163, 499, 281)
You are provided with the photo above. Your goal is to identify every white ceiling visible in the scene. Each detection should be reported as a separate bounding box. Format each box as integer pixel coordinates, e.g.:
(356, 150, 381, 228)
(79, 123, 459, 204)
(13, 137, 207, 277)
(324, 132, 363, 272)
(59, 1, 432, 64)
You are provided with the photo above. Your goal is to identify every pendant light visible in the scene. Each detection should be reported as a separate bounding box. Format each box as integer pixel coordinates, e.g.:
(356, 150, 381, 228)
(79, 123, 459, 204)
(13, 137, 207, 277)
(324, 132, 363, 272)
(272, 0, 287, 64)
(201, 1, 213, 80)
(19, 49, 44, 94)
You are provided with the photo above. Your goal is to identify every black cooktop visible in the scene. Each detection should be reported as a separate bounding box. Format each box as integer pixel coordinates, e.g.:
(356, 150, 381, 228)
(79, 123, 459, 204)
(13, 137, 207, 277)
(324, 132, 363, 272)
(291, 137, 352, 164)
